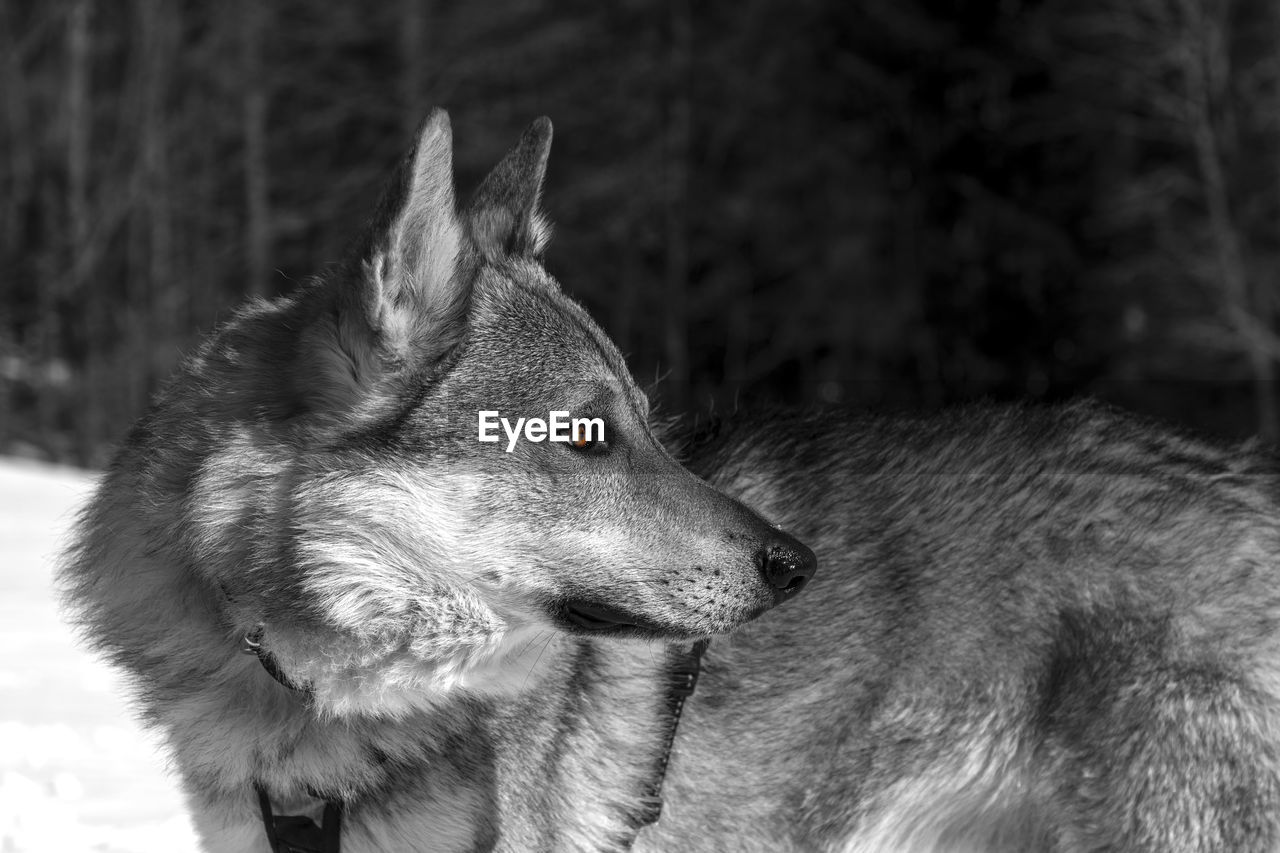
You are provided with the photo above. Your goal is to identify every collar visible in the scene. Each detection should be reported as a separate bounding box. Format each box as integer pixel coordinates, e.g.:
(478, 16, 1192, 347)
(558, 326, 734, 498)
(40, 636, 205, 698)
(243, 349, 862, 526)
(634, 638, 709, 830)
(241, 624, 310, 693)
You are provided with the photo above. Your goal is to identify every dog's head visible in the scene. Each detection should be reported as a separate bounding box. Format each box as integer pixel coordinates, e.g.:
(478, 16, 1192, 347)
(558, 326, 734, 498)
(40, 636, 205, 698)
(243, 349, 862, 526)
(189, 112, 814, 715)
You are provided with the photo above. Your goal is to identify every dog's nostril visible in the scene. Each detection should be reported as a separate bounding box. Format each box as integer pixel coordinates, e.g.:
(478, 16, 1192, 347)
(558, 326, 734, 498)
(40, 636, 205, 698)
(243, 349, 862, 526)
(782, 575, 808, 595)
(758, 538, 817, 602)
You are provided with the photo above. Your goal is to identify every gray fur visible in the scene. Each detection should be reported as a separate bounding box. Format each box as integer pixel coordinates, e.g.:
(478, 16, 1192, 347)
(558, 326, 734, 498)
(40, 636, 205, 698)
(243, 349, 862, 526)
(58, 111, 812, 852)
(648, 404, 1280, 852)
(58, 111, 1280, 852)
(466, 116, 554, 260)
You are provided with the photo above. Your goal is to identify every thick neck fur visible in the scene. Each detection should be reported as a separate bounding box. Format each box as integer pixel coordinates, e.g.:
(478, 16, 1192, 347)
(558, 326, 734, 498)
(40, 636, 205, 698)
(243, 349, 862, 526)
(180, 636, 672, 852)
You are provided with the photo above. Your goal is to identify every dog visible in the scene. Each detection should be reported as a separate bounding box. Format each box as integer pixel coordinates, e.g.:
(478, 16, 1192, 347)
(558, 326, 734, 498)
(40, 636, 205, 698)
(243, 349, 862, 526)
(59, 110, 816, 852)
(60, 110, 1280, 852)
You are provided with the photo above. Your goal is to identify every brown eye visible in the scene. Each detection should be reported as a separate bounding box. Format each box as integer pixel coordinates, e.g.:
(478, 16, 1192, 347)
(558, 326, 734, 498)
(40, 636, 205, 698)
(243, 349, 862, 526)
(569, 419, 607, 453)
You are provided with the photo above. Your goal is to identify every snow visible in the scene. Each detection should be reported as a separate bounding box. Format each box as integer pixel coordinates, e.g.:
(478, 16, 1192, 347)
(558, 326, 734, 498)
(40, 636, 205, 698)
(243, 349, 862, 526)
(0, 459, 198, 852)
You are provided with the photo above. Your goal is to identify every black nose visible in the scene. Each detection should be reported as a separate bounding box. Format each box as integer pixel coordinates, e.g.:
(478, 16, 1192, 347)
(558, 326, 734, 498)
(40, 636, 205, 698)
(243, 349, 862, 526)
(758, 532, 817, 604)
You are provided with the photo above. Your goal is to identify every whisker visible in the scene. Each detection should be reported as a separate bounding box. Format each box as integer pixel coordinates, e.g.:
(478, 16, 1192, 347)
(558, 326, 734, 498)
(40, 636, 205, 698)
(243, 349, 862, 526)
(521, 632, 556, 691)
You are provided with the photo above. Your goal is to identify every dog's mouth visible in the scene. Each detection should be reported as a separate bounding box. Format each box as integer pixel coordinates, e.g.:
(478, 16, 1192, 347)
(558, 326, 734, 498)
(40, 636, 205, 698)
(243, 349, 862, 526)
(561, 600, 669, 636)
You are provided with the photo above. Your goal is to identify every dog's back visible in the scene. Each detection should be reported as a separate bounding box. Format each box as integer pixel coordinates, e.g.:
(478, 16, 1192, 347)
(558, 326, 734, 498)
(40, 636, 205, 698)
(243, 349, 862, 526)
(646, 401, 1280, 852)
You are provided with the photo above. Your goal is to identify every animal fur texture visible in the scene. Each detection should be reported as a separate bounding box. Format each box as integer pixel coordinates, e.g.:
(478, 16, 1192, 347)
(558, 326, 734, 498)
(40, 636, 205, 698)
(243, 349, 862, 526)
(659, 405, 1280, 852)
(59, 110, 813, 852)
(60, 111, 1280, 852)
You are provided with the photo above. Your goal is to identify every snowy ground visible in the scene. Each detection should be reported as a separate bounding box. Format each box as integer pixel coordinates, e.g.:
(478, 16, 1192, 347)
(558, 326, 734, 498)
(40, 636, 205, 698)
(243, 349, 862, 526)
(0, 459, 198, 852)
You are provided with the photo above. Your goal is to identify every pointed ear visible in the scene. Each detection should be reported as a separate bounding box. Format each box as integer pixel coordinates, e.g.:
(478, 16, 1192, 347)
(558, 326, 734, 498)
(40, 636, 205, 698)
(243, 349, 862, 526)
(466, 117, 553, 260)
(352, 108, 468, 364)
(286, 110, 469, 418)
(226, 111, 470, 424)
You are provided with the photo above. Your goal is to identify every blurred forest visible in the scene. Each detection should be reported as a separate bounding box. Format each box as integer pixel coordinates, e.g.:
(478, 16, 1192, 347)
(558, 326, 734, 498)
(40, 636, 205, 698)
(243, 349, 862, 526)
(4, 0, 1280, 466)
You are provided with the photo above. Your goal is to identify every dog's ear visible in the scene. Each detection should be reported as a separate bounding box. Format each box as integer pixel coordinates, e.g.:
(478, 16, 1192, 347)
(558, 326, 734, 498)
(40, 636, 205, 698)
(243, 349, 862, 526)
(351, 108, 468, 366)
(466, 117, 553, 260)
(282, 107, 468, 421)
(269, 110, 468, 420)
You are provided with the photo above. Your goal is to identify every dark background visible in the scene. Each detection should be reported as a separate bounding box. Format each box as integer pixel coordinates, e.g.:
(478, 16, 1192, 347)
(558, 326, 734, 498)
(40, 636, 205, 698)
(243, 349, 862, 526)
(3, 0, 1279, 467)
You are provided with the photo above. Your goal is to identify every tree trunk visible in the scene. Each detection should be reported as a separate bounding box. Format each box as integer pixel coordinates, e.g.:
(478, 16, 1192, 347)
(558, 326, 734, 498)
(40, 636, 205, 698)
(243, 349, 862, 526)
(400, 0, 432, 138)
(1176, 0, 1277, 441)
(137, 0, 173, 419)
(1, 5, 37, 449)
(242, 0, 270, 298)
(662, 0, 692, 410)
(68, 0, 95, 462)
